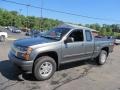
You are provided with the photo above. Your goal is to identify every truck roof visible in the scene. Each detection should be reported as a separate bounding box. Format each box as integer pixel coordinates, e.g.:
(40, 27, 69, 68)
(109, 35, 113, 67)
(57, 23, 98, 32)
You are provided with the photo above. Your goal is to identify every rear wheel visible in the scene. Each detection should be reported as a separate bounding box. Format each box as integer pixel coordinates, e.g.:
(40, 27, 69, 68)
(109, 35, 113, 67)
(96, 50, 108, 65)
(33, 56, 56, 81)
(0, 35, 5, 42)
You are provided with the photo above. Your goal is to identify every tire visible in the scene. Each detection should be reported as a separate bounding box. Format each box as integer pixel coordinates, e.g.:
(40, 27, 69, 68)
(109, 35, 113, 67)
(96, 50, 108, 65)
(0, 35, 5, 42)
(33, 56, 56, 81)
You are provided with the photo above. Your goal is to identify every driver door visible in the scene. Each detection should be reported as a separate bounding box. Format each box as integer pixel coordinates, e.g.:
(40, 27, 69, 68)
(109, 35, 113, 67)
(61, 29, 85, 63)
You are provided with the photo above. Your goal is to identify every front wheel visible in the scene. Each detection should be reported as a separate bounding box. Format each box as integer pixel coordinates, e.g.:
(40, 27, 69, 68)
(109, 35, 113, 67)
(33, 56, 56, 81)
(96, 50, 108, 65)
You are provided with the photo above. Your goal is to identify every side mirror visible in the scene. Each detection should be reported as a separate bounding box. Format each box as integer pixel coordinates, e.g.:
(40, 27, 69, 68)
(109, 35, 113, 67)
(64, 37, 74, 44)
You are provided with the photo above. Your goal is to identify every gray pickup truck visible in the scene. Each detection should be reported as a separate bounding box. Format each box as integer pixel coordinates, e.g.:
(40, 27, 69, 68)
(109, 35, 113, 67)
(8, 24, 114, 81)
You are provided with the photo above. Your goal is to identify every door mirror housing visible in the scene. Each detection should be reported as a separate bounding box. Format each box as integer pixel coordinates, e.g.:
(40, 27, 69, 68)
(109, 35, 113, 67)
(64, 37, 74, 44)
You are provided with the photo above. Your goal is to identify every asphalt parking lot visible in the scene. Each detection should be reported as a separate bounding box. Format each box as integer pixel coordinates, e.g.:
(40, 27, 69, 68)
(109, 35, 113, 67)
(0, 36, 120, 90)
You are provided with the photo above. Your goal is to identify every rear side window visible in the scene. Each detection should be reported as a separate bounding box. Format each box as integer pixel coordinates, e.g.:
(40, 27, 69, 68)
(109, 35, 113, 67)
(85, 30, 92, 41)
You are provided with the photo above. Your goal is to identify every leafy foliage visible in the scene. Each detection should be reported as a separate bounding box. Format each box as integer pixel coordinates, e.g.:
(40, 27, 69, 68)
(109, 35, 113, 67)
(0, 8, 62, 30)
(84, 23, 120, 36)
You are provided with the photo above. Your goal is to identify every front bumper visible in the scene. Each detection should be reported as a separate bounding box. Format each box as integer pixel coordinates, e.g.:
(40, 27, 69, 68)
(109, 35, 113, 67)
(8, 51, 33, 72)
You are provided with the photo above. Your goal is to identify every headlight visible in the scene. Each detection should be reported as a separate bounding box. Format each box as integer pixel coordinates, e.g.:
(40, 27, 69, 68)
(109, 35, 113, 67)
(17, 46, 28, 52)
(26, 47, 33, 54)
(13, 45, 33, 60)
(16, 46, 32, 53)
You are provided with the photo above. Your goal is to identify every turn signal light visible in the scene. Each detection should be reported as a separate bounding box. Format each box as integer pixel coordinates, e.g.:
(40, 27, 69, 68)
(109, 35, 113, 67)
(23, 53, 30, 60)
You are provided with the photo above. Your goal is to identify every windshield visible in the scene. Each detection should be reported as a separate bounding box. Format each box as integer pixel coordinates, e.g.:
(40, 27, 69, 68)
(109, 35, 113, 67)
(41, 28, 70, 40)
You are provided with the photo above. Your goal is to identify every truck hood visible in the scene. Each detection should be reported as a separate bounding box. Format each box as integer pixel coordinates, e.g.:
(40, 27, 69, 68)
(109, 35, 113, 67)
(14, 37, 56, 47)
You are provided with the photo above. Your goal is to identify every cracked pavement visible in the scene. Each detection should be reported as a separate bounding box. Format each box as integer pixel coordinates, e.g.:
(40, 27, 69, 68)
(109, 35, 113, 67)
(0, 38, 120, 90)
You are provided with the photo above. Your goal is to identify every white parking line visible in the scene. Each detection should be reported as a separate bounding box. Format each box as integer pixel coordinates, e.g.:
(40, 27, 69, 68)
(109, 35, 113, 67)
(7, 38, 16, 41)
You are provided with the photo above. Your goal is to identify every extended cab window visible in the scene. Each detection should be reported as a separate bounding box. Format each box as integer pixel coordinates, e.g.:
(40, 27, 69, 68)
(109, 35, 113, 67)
(85, 30, 92, 41)
(69, 30, 84, 42)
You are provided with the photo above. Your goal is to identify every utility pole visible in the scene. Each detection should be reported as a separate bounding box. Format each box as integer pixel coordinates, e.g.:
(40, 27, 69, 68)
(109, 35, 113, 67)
(19, 9, 22, 28)
(40, 0, 43, 31)
(26, 5, 29, 29)
(19, 9, 22, 15)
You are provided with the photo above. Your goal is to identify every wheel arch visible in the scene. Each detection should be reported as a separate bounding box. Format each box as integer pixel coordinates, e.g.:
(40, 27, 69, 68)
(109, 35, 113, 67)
(101, 47, 109, 56)
(34, 51, 59, 70)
